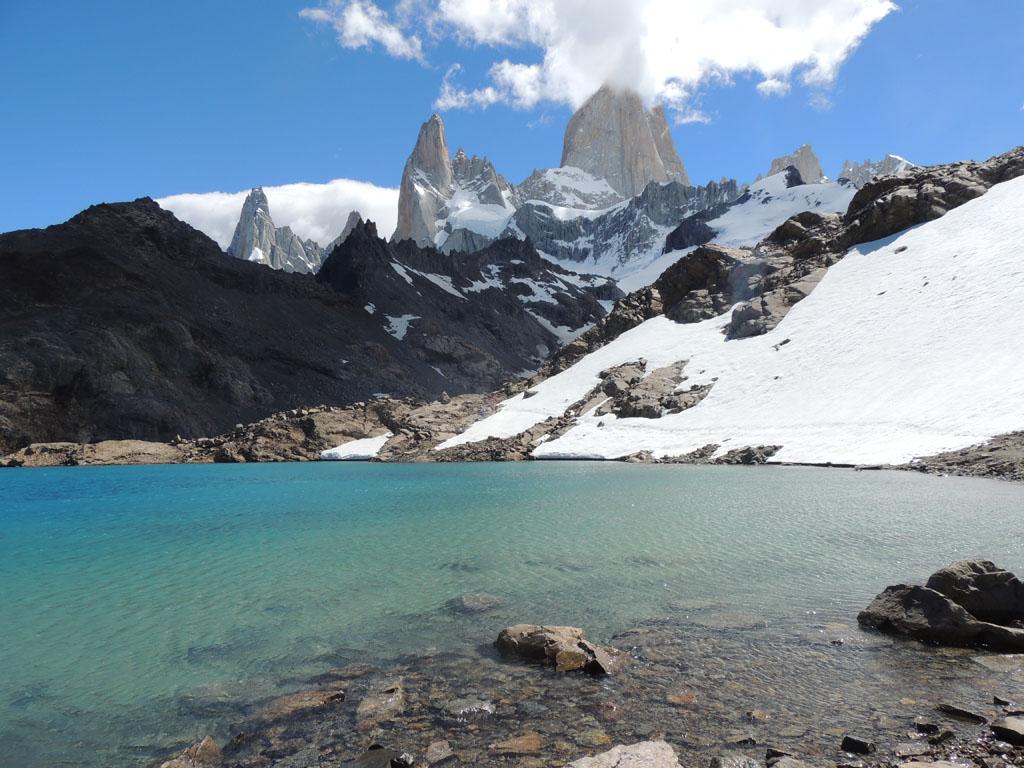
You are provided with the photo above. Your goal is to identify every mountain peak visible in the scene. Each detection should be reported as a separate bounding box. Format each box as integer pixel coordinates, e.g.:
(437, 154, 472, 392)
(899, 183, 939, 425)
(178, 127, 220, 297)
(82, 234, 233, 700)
(767, 144, 824, 184)
(560, 85, 690, 198)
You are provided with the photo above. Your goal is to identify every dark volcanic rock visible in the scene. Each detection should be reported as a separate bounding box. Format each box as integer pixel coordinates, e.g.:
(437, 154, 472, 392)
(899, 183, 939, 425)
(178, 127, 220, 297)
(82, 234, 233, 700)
(858, 584, 1024, 649)
(926, 560, 1024, 625)
(0, 199, 451, 452)
(318, 221, 619, 391)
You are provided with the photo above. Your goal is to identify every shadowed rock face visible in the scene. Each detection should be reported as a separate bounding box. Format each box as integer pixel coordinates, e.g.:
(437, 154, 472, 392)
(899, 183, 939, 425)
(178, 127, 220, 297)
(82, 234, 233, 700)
(0, 199, 453, 452)
(858, 560, 1024, 651)
(767, 145, 824, 184)
(561, 85, 690, 197)
(926, 560, 1024, 625)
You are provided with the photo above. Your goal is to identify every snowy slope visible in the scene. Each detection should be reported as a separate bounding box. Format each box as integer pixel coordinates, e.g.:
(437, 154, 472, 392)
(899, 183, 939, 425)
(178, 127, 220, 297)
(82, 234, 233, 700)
(440, 175, 1024, 465)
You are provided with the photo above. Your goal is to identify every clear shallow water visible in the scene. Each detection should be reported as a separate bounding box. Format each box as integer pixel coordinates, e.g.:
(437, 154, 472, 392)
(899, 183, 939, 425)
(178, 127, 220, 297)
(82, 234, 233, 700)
(1, 463, 1023, 768)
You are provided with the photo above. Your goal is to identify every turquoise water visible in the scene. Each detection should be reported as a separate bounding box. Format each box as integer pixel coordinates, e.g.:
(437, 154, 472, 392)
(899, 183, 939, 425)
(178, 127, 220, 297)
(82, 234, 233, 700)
(2, 463, 1023, 767)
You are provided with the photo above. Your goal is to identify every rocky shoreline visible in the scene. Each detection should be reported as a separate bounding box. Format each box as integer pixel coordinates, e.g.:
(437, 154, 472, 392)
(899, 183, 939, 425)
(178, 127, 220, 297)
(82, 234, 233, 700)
(151, 612, 1024, 768)
(2, 397, 1022, 484)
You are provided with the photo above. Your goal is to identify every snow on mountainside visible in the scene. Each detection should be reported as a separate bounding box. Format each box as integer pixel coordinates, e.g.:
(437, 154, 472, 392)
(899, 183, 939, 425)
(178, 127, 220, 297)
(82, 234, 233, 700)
(439, 173, 1024, 466)
(615, 170, 855, 292)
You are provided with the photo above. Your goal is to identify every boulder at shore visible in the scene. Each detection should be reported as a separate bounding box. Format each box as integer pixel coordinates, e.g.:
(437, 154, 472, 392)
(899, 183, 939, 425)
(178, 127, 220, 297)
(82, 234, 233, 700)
(495, 624, 627, 674)
(565, 740, 682, 767)
(858, 560, 1024, 651)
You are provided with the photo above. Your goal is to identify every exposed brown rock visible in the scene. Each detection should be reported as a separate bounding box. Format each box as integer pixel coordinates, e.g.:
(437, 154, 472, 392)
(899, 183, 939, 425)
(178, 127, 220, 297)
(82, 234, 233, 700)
(495, 624, 627, 675)
(159, 736, 221, 768)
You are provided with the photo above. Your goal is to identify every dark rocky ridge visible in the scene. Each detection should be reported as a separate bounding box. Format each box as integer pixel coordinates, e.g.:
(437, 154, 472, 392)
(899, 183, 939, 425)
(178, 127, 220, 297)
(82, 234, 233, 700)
(318, 220, 619, 392)
(0, 201, 451, 452)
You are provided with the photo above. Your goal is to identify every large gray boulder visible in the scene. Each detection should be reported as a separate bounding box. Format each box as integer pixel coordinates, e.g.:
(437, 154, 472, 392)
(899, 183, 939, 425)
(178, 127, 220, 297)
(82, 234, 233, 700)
(925, 560, 1024, 625)
(495, 624, 627, 674)
(858, 561, 1024, 651)
(565, 740, 682, 767)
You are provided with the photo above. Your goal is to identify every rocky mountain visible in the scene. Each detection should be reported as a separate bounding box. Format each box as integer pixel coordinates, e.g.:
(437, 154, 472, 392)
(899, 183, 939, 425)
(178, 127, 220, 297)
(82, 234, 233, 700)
(506, 177, 741, 281)
(392, 115, 518, 251)
(227, 187, 326, 273)
(0, 199, 456, 452)
(839, 154, 916, 188)
(430, 145, 1024, 465)
(325, 209, 364, 255)
(561, 86, 690, 196)
(317, 219, 620, 389)
(767, 144, 825, 184)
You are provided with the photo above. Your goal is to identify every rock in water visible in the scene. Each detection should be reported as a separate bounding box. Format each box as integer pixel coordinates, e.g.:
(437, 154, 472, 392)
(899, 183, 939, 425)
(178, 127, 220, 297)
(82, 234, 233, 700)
(445, 593, 505, 614)
(561, 85, 690, 198)
(159, 736, 222, 768)
(257, 687, 345, 720)
(495, 624, 627, 674)
(858, 560, 1024, 651)
(227, 187, 325, 273)
(565, 740, 683, 767)
(990, 716, 1024, 745)
(767, 145, 824, 184)
(925, 560, 1024, 624)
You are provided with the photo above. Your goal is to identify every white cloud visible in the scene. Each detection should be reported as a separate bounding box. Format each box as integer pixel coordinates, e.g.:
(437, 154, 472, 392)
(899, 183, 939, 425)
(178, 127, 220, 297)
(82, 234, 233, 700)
(757, 77, 792, 97)
(157, 179, 400, 249)
(300, 0, 425, 63)
(433, 64, 502, 109)
(304, 0, 895, 116)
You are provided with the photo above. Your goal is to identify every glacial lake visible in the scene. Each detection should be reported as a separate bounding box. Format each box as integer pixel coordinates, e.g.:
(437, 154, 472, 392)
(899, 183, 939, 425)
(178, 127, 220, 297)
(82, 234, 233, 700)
(2, 463, 1024, 768)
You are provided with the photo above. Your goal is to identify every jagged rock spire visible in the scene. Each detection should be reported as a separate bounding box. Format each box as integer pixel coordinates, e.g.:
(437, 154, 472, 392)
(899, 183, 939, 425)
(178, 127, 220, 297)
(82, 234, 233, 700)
(560, 85, 691, 198)
(767, 144, 825, 184)
(227, 187, 325, 273)
(393, 114, 454, 246)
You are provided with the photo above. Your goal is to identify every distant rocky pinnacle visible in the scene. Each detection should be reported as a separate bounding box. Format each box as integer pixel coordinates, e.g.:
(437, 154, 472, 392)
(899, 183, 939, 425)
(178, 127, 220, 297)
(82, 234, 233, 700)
(325, 210, 363, 257)
(560, 85, 691, 197)
(227, 187, 325, 274)
(393, 114, 516, 249)
(767, 144, 825, 184)
(839, 154, 916, 189)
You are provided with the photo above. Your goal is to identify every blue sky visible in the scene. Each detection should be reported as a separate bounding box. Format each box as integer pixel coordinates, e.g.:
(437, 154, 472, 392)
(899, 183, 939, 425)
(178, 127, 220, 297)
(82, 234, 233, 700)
(1, 0, 1021, 234)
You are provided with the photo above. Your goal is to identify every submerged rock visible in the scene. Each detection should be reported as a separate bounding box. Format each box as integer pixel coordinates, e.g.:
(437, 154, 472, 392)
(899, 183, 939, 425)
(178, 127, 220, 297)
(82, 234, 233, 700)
(446, 593, 505, 614)
(351, 744, 413, 768)
(258, 687, 344, 720)
(495, 624, 627, 674)
(159, 736, 221, 768)
(357, 679, 407, 730)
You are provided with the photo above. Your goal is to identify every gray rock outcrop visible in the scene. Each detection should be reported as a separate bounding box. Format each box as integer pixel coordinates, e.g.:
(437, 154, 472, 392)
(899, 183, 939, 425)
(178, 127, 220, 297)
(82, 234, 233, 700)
(565, 740, 682, 767)
(495, 624, 627, 674)
(839, 154, 916, 189)
(394, 115, 454, 247)
(767, 144, 824, 184)
(227, 187, 326, 273)
(858, 560, 1024, 651)
(561, 85, 690, 198)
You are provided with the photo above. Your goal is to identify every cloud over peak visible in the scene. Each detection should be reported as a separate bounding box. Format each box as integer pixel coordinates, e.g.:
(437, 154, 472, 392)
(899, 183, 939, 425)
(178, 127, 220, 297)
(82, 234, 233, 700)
(301, 0, 896, 116)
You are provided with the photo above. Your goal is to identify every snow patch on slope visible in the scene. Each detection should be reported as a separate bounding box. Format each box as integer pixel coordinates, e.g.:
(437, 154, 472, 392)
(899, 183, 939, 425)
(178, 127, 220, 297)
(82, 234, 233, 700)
(321, 433, 393, 461)
(442, 175, 1024, 466)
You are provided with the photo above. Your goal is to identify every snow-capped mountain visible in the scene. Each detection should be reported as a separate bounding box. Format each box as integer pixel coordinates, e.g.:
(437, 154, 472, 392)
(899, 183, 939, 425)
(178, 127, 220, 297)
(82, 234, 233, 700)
(392, 114, 518, 251)
(431, 145, 1024, 466)
(227, 187, 326, 274)
(316, 219, 620, 386)
(618, 166, 857, 291)
(839, 154, 917, 188)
